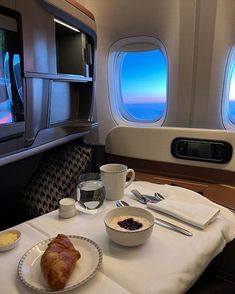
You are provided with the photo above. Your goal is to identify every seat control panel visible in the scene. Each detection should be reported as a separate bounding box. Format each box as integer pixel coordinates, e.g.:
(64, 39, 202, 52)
(171, 138, 233, 163)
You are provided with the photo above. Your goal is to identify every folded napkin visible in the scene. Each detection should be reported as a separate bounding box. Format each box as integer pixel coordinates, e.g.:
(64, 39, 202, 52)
(147, 195, 220, 229)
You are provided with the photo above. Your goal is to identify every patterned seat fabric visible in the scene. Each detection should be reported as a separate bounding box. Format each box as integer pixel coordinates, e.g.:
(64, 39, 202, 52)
(20, 142, 92, 219)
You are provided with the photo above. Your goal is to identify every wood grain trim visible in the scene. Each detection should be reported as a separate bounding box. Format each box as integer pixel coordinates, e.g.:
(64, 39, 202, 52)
(106, 154, 235, 185)
(65, 0, 95, 21)
(106, 154, 235, 211)
(134, 172, 235, 212)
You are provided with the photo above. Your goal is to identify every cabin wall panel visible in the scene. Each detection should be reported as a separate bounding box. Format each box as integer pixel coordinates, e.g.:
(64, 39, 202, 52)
(106, 126, 235, 172)
(80, 0, 197, 144)
(44, 0, 96, 32)
(175, 0, 196, 127)
(79, 0, 235, 144)
(190, 0, 218, 128)
(206, 0, 235, 129)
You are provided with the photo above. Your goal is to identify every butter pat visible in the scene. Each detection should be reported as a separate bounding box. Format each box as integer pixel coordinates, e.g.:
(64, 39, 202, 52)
(0, 233, 18, 246)
(0, 230, 21, 251)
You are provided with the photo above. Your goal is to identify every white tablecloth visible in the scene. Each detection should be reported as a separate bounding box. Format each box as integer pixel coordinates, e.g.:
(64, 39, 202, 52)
(1, 181, 235, 294)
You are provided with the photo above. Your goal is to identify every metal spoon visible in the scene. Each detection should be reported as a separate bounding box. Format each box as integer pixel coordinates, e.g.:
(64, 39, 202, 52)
(154, 192, 165, 201)
(116, 200, 129, 207)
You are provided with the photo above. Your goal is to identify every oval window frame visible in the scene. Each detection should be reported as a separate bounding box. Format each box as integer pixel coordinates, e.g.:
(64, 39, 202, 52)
(107, 36, 168, 126)
(222, 44, 235, 130)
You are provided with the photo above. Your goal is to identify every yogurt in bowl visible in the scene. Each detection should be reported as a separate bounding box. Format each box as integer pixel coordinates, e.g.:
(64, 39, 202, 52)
(104, 206, 154, 246)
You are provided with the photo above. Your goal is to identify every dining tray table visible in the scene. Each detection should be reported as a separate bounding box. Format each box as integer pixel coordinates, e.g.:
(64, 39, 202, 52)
(1, 181, 235, 294)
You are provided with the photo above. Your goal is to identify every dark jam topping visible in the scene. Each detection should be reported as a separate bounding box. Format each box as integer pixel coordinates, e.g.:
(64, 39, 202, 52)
(118, 218, 143, 231)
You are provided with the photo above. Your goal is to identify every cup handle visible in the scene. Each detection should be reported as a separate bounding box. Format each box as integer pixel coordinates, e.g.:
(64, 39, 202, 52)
(125, 169, 135, 188)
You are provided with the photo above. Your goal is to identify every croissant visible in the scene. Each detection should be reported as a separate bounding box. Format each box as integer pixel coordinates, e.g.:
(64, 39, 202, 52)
(41, 234, 81, 290)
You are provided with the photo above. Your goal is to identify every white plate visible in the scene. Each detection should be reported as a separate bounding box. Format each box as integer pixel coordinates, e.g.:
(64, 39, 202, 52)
(18, 235, 102, 293)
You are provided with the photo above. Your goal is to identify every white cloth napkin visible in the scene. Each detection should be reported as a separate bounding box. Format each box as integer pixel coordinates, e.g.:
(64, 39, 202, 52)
(147, 196, 220, 229)
(127, 181, 222, 229)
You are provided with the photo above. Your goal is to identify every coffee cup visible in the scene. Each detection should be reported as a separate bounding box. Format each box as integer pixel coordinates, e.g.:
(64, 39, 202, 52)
(100, 164, 135, 201)
(59, 198, 77, 218)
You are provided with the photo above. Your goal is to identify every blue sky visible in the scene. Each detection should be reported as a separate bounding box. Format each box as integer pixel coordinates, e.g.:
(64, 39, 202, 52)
(229, 64, 235, 101)
(121, 50, 167, 104)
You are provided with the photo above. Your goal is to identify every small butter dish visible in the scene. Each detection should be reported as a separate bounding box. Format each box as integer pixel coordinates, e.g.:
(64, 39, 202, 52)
(0, 229, 21, 252)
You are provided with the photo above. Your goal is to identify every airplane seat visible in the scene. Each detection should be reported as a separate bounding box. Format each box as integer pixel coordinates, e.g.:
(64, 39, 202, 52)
(105, 126, 235, 292)
(187, 238, 235, 293)
(17, 139, 92, 220)
(216, 238, 235, 283)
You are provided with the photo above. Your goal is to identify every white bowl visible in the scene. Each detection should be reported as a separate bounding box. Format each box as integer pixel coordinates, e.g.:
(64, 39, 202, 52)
(104, 206, 154, 246)
(0, 229, 21, 252)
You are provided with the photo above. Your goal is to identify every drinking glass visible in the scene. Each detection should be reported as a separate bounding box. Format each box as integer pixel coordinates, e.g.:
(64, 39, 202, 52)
(77, 173, 105, 212)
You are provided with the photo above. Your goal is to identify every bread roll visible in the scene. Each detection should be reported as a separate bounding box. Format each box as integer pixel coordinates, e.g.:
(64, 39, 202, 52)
(41, 234, 81, 290)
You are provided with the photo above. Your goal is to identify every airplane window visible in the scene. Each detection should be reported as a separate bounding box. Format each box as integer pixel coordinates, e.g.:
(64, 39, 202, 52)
(222, 45, 235, 129)
(228, 64, 235, 124)
(121, 50, 167, 122)
(108, 37, 168, 126)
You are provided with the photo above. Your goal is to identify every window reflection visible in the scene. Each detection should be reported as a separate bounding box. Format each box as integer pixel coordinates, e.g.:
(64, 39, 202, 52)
(13, 54, 23, 102)
(228, 63, 235, 124)
(0, 29, 13, 124)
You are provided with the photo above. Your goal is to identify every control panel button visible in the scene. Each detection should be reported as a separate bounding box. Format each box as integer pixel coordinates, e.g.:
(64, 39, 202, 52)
(176, 140, 187, 155)
(171, 138, 233, 164)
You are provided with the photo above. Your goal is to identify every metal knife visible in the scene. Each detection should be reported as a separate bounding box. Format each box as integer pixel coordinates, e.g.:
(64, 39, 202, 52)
(154, 217, 193, 237)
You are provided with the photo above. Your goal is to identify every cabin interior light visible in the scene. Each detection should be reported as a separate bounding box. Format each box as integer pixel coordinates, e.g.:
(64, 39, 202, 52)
(54, 18, 80, 32)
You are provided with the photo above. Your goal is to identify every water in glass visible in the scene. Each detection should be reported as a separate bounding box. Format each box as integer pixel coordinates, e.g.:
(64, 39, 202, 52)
(77, 173, 105, 210)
